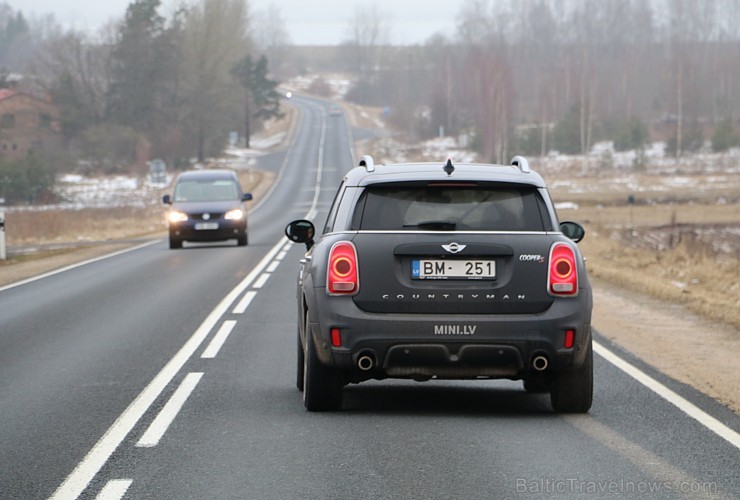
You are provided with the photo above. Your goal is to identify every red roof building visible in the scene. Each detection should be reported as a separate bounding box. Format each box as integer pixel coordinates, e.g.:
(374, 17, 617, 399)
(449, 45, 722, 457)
(0, 89, 62, 160)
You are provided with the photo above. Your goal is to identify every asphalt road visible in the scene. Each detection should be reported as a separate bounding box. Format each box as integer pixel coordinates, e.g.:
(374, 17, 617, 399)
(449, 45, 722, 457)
(1, 95, 738, 500)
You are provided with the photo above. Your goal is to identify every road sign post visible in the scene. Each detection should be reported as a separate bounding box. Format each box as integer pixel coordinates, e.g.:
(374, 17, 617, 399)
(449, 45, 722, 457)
(0, 210, 5, 260)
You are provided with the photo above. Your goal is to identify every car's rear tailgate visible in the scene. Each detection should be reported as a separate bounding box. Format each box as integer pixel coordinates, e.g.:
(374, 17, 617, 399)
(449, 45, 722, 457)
(352, 232, 556, 314)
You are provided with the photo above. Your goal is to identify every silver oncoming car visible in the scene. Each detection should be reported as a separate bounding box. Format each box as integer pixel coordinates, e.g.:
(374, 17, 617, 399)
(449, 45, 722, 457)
(286, 156, 593, 413)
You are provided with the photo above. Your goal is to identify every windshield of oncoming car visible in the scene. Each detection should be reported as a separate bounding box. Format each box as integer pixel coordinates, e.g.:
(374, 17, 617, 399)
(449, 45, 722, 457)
(173, 179, 240, 202)
(352, 184, 546, 231)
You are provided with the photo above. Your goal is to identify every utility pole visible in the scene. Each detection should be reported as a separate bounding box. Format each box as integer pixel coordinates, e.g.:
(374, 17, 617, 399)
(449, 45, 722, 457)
(0, 209, 5, 260)
(0, 175, 8, 260)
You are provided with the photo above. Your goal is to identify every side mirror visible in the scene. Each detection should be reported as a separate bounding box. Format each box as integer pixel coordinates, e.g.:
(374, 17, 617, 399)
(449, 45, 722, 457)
(285, 219, 315, 250)
(242, 193, 253, 202)
(560, 221, 585, 242)
(162, 194, 172, 204)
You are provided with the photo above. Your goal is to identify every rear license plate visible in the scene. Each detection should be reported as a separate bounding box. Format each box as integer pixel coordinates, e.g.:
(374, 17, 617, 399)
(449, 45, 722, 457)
(412, 259, 496, 280)
(194, 222, 219, 230)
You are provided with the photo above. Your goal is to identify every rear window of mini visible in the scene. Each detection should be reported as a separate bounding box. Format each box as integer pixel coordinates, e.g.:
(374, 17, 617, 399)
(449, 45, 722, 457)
(351, 182, 547, 231)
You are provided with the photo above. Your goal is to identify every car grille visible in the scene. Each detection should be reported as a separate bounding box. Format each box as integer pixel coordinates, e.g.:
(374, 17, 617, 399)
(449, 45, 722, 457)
(193, 212, 224, 221)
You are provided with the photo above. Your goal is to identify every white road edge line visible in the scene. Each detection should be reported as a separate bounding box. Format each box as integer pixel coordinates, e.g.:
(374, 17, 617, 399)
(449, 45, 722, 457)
(201, 321, 237, 359)
(95, 479, 133, 500)
(136, 372, 204, 448)
(233, 291, 257, 315)
(305, 104, 327, 221)
(594, 341, 740, 450)
(249, 104, 302, 213)
(0, 240, 161, 292)
(49, 238, 286, 500)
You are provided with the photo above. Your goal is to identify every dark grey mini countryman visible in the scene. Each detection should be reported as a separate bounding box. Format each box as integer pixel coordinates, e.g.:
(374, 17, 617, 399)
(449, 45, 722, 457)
(285, 156, 593, 413)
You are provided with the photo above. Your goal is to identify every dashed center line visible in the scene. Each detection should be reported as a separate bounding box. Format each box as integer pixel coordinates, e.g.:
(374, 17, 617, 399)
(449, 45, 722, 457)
(136, 372, 204, 448)
(95, 479, 132, 500)
(201, 320, 237, 359)
(252, 273, 271, 289)
(50, 239, 288, 500)
(233, 291, 257, 314)
(51, 101, 322, 498)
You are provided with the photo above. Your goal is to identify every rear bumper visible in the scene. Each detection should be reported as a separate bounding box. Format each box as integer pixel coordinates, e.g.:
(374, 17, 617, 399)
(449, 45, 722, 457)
(307, 289, 592, 380)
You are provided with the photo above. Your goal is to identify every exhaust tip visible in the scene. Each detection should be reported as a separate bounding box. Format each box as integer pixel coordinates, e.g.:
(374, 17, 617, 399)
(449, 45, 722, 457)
(357, 353, 375, 371)
(532, 355, 549, 372)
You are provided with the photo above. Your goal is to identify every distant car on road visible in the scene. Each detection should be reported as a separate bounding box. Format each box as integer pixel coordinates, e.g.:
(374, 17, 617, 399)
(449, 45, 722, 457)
(328, 104, 342, 117)
(163, 169, 252, 249)
(285, 155, 593, 412)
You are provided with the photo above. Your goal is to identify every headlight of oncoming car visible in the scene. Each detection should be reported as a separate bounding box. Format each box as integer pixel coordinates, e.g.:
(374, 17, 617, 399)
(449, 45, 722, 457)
(225, 209, 244, 221)
(168, 211, 188, 223)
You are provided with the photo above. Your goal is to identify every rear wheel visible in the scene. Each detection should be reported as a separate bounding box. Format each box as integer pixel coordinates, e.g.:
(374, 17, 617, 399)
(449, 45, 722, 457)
(303, 314, 343, 411)
(550, 339, 593, 413)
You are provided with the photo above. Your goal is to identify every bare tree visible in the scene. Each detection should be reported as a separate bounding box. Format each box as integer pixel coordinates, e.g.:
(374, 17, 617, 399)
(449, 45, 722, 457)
(252, 3, 290, 51)
(181, 0, 250, 161)
(251, 3, 290, 78)
(456, 0, 514, 163)
(31, 28, 113, 139)
(343, 3, 391, 76)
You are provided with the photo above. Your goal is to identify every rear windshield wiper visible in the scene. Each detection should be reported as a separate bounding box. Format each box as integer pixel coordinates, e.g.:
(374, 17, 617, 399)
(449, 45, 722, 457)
(403, 221, 457, 230)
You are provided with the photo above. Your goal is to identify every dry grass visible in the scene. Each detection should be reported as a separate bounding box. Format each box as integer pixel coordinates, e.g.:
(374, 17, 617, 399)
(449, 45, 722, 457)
(558, 202, 740, 228)
(536, 155, 740, 329)
(2, 168, 272, 257)
(559, 203, 740, 329)
(6, 206, 165, 246)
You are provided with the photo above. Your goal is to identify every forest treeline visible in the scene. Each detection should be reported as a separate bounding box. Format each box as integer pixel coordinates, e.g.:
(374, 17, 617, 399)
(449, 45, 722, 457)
(0, 0, 281, 186)
(329, 0, 740, 163)
(1, 0, 739, 202)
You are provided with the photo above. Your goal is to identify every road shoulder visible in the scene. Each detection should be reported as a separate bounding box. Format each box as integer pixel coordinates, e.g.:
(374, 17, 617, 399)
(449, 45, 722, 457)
(592, 278, 739, 414)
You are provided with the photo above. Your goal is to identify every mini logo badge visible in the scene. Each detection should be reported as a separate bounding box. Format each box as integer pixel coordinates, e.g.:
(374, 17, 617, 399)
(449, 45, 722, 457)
(202, 213, 211, 220)
(442, 242, 466, 254)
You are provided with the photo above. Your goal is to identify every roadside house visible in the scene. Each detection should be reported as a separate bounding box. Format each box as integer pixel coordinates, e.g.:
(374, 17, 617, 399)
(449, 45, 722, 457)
(0, 89, 62, 160)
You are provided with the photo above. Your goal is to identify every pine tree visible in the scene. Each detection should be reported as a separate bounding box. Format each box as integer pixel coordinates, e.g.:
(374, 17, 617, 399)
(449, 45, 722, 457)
(231, 55, 284, 148)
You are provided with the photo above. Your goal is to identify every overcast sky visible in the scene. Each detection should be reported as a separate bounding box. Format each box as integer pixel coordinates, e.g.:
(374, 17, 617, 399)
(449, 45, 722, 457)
(8, 0, 462, 45)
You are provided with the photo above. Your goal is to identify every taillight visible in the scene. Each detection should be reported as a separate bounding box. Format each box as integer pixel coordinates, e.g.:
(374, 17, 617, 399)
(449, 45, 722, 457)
(548, 243, 578, 296)
(327, 241, 359, 295)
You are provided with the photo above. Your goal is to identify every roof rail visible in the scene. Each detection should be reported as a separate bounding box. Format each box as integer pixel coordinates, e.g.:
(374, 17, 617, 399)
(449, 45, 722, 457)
(511, 155, 531, 173)
(359, 155, 375, 172)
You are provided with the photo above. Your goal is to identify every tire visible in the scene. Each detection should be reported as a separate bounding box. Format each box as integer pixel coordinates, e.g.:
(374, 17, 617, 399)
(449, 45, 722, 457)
(550, 339, 593, 413)
(237, 232, 248, 246)
(296, 328, 305, 392)
(303, 314, 343, 411)
(169, 236, 182, 249)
